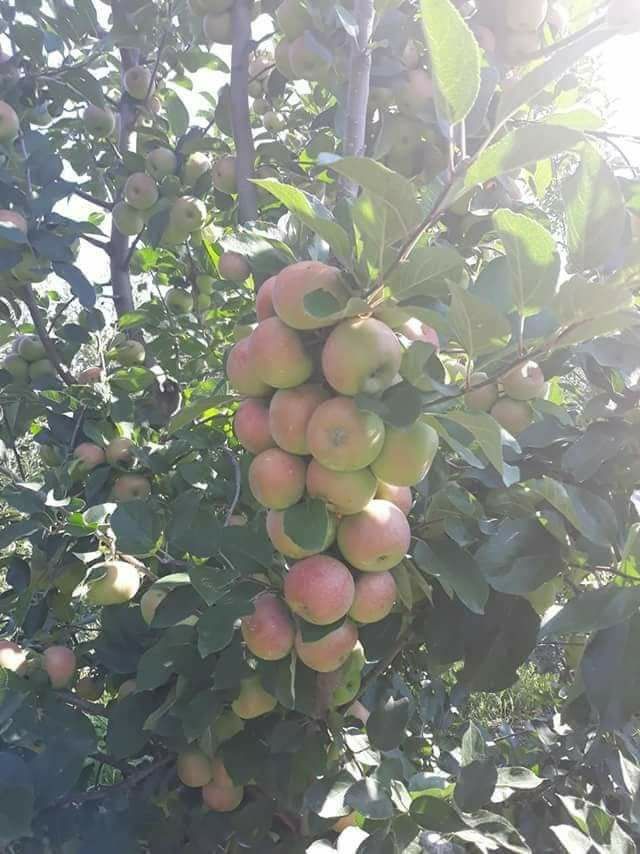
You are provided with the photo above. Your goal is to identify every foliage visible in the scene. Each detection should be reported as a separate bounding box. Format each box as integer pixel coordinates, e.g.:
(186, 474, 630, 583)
(0, 0, 637, 851)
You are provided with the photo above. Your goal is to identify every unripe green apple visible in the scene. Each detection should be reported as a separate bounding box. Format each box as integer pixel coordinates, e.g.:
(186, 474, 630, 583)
(465, 372, 499, 412)
(12, 251, 50, 283)
(166, 287, 194, 314)
(322, 317, 402, 396)
(169, 196, 207, 234)
(307, 397, 385, 472)
(123, 65, 153, 100)
(248, 79, 264, 98)
(2, 353, 28, 382)
(83, 104, 116, 138)
(196, 293, 211, 312)
(371, 421, 439, 487)
(110, 339, 146, 366)
(288, 35, 331, 82)
(276, 0, 312, 39)
(15, 334, 45, 362)
(146, 147, 178, 179)
(86, 561, 141, 606)
(253, 97, 270, 116)
(263, 111, 285, 132)
(231, 675, 277, 719)
(181, 152, 211, 186)
(105, 437, 135, 466)
(203, 11, 233, 43)
(219, 251, 250, 282)
(195, 274, 215, 294)
(490, 398, 533, 435)
(113, 201, 145, 236)
(212, 156, 237, 194)
(124, 172, 159, 211)
(0, 99, 19, 142)
(29, 359, 57, 381)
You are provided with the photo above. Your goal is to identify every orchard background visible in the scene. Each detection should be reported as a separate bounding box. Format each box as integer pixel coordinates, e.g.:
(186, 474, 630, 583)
(0, 0, 639, 850)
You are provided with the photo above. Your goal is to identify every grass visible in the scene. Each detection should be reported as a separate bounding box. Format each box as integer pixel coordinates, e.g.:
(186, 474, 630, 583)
(466, 663, 559, 727)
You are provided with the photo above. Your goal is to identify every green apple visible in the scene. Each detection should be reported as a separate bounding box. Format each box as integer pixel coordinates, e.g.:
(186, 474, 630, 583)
(16, 334, 46, 362)
(112, 201, 145, 236)
(110, 339, 145, 366)
(29, 359, 56, 381)
(83, 104, 116, 138)
(166, 287, 193, 314)
(181, 152, 210, 186)
(2, 353, 28, 382)
(145, 147, 178, 179)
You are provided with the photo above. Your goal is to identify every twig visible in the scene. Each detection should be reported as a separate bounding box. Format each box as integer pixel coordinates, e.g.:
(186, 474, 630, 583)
(230, 0, 257, 223)
(73, 187, 113, 211)
(118, 552, 157, 581)
(223, 448, 242, 525)
(520, 15, 605, 63)
(58, 689, 108, 718)
(46, 297, 75, 333)
(2, 413, 25, 479)
(23, 285, 76, 385)
(338, 0, 374, 200)
(60, 755, 173, 805)
(79, 233, 111, 252)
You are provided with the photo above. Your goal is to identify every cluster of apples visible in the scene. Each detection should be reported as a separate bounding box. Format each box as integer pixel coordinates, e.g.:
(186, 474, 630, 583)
(70, 436, 151, 503)
(227, 260, 439, 677)
(473, 0, 569, 64)
(465, 359, 547, 435)
(0, 639, 76, 688)
(0, 207, 70, 292)
(2, 334, 57, 384)
(188, 0, 235, 44)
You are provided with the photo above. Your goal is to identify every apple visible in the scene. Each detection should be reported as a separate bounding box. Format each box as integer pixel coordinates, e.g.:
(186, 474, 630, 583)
(124, 172, 159, 211)
(253, 97, 269, 116)
(73, 442, 106, 470)
(203, 11, 233, 43)
(322, 318, 402, 395)
(231, 675, 277, 719)
(330, 643, 365, 706)
(105, 437, 135, 466)
(201, 758, 243, 811)
(112, 474, 151, 501)
(306, 460, 377, 515)
(76, 675, 104, 700)
(12, 250, 50, 283)
(0, 209, 27, 244)
(501, 360, 546, 400)
(284, 555, 355, 625)
(146, 147, 178, 179)
(274, 39, 296, 79)
(375, 482, 412, 516)
(263, 110, 285, 132)
(181, 151, 211, 186)
(29, 359, 57, 382)
(465, 372, 499, 412)
(256, 275, 276, 320)
(266, 508, 337, 559)
(123, 65, 152, 100)
(234, 398, 275, 454)
(0, 99, 19, 142)
(400, 318, 440, 349)
(272, 261, 348, 330)
(219, 251, 250, 282)
(166, 287, 194, 314)
(177, 748, 213, 787)
(0, 640, 27, 674)
(288, 35, 331, 82)
(490, 398, 533, 435)
(112, 201, 145, 236)
(2, 353, 28, 382)
(110, 339, 146, 365)
(195, 274, 215, 294)
(248, 447, 306, 509)
(276, 0, 312, 38)
(306, 397, 385, 472)
(212, 156, 237, 194)
(226, 336, 272, 397)
(349, 571, 396, 623)
(140, 587, 167, 625)
(77, 366, 102, 384)
(269, 384, 330, 455)
(337, 499, 411, 572)
(169, 196, 207, 234)
(241, 593, 295, 660)
(83, 104, 116, 138)
(43, 645, 76, 688)
(394, 69, 433, 114)
(371, 421, 439, 487)
(506, 0, 548, 30)
(294, 621, 358, 673)
(248, 317, 313, 388)
(86, 561, 141, 606)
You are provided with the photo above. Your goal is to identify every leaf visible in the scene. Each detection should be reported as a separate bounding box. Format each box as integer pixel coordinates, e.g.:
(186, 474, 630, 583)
(419, 0, 481, 125)
(540, 586, 640, 638)
(439, 411, 505, 480)
(166, 395, 228, 434)
(367, 696, 410, 751)
(552, 276, 633, 326)
(387, 243, 465, 299)
(165, 91, 190, 137)
(475, 519, 562, 595)
(0, 753, 34, 844)
(496, 767, 543, 790)
(550, 310, 639, 349)
(562, 142, 627, 271)
(447, 284, 511, 357)
(492, 209, 560, 317)
(110, 500, 161, 556)
(495, 27, 610, 126)
(413, 538, 489, 615)
(345, 779, 394, 820)
(106, 693, 156, 759)
(454, 759, 497, 812)
(461, 722, 485, 765)
(283, 499, 332, 553)
(305, 771, 355, 818)
(327, 156, 421, 238)
(458, 125, 583, 193)
(253, 179, 352, 261)
(53, 262, 96, 307)
(197, 593, 253, 656)
(527, 477, 617, 548)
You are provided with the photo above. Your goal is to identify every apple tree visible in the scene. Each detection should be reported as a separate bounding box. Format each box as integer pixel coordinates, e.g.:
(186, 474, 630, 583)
(0, 0, 639, 851)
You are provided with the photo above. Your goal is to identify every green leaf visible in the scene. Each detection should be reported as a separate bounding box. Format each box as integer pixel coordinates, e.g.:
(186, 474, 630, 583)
(197, 594, 253, 656)
(549, 310, 639, 350)
(419, 0, 481, 125)
(439, 411, 506, 480)
(367, 696, 410, 751)
(496, 767, 543, 790)
(552, 276, 633, 326)
(166, 395, 228, 434)
(413, 538, 489, 615)
(0, 753, 34, 845)
(454, 759, 497, 812)
(461, 722, 485, 765)
(447, 284, 511, 357)
(492, 209, 560, 317)
(562, 142, 627, 271)
(253, 179, 352, 261)
(527, 477, 617, 548)
(345, 779, 394, 820)
(304, 771, 355, 818)
(540, 586, 640, 638)
(582, 615, 640, 729)
(189, 563, 238, 606)
(387, 243, 465, 299)
(110, 500, 161, 556)
(283, 499, 331, 553)
(53, 262, 96, 308)
(106, 693, 156, 759)
(327, 156, 421, 238)
(459, 125, 583, 194)
(495, 27, 610, 127)
(165, 91, 190, 137)
(475, 519, 561, 595)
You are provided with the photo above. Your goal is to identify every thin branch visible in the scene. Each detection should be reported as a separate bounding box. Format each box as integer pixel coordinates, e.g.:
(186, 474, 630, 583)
(118, 552, 158, 581)
(58, 689, 108, 718)
(230, 0, 257, 223)
(223, 448, 242, 525)
(2, 413, 25, 480)
(46, 297, 75, 333)
(338, 0, 375, 200)
(72, 187, 113, 211)
(23, 285, 76, 385)
(79, 232, 111, 252)
(60, 755, 173, 805)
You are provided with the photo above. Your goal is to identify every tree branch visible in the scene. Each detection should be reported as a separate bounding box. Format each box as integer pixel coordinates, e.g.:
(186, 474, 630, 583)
(60, 755, 173, 805)
(73, 187, 113, 211)
(23, 285, 75, 385)
(230, 0, 257, 223)
(58, 689, 108, 718)
(339, 0, 374, 200)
